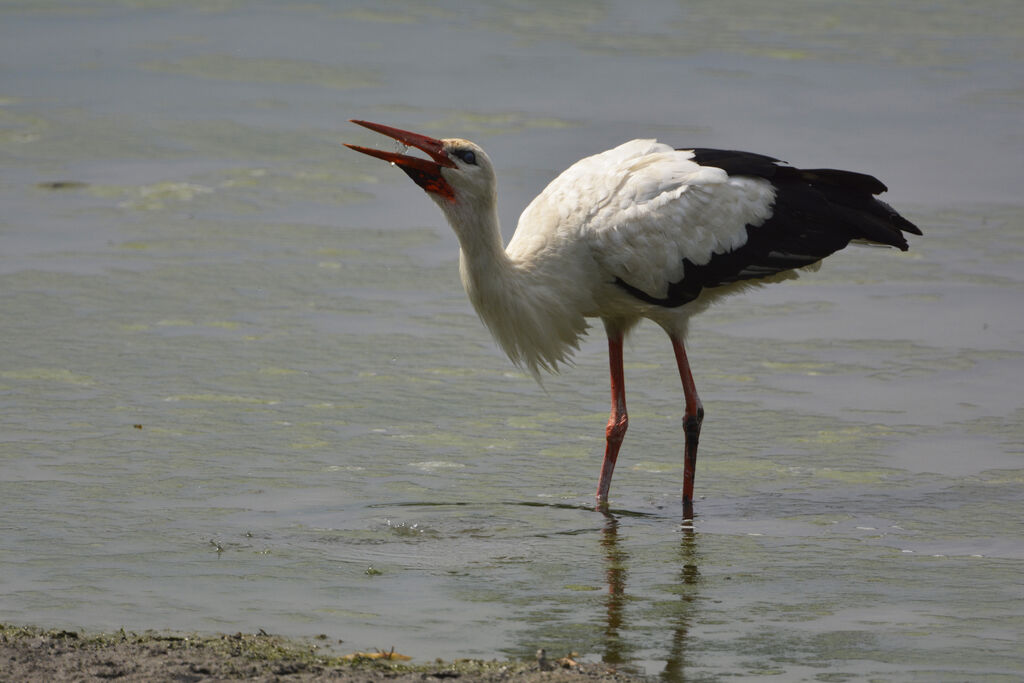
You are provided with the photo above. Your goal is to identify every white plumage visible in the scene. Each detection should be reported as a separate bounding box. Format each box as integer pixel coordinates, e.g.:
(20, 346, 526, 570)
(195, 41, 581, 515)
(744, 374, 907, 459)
(514, 141, 775, 302)
(346, 121, 921, 514)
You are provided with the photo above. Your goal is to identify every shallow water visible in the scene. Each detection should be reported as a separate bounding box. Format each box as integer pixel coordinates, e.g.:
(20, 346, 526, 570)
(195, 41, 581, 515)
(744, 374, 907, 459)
(2, 1, 1023, 679)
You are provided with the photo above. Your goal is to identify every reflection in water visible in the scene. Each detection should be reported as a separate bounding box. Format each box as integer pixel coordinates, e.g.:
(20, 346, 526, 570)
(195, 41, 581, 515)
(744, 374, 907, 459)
(598, 514, 701, 679)
(599, 514, 629, 667)
(661, 519, 700, 683)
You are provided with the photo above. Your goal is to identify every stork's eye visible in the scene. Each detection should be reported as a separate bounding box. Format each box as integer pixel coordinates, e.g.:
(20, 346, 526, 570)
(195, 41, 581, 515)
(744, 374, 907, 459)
(454, 149, 477, 165)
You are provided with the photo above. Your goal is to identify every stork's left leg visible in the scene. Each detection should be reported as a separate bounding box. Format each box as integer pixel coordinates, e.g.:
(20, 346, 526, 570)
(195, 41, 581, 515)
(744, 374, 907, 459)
(670, 336, 703, 513)
(596, 333, 628, 508)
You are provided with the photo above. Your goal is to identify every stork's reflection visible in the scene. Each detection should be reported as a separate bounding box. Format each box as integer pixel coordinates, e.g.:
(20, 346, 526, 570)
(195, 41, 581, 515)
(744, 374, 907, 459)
(598, 512, 700, 682)
(599, 513, 629, 667)
(660, 518, 699, 683)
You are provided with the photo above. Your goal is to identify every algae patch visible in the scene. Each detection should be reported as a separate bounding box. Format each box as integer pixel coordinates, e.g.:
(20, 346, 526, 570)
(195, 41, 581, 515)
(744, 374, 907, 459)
(0, 623, 644, 682)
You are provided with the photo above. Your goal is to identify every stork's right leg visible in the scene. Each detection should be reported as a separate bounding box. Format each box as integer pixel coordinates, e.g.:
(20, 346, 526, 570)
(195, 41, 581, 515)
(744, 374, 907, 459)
(596, 334, 628, 507)
(670, 335, 703, 516)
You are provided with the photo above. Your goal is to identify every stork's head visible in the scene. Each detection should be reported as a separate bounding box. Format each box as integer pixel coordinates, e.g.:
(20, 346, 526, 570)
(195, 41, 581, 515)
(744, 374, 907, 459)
(346, 120, 495, 209)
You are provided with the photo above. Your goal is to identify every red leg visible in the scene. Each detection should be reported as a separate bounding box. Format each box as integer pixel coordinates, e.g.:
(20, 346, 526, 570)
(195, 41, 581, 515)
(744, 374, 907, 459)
(670, 336, 703, 514)
(596, 334, 628, 507)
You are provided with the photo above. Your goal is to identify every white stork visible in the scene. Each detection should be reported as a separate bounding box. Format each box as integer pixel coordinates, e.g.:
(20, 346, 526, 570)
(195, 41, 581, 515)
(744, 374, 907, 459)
(346, 120, 920, 514)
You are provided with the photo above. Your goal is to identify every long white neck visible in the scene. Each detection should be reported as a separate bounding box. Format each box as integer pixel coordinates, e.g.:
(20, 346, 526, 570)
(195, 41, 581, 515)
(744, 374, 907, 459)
(437, 197, 587, 379)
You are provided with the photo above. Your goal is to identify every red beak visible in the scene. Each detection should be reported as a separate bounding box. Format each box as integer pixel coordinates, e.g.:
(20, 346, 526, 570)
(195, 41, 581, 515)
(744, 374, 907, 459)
(346, 120, 456, 201)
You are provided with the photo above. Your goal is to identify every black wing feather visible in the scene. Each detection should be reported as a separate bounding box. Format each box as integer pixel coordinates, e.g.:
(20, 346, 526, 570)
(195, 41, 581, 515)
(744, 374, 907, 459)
(614, 148, 921, 308)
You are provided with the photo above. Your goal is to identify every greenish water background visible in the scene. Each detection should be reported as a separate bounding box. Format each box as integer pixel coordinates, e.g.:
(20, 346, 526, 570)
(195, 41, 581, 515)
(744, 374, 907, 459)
(1, 1, 1022, 679)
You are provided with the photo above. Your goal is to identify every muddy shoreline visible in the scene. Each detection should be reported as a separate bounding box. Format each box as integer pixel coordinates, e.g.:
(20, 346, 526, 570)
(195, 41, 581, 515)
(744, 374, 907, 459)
(0, 624, 650, 682)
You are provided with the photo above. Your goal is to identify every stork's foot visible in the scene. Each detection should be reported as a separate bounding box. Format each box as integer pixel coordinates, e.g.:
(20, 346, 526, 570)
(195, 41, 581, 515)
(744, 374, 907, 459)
(595, 426, 622, 509)
(681, 405, 704, 510)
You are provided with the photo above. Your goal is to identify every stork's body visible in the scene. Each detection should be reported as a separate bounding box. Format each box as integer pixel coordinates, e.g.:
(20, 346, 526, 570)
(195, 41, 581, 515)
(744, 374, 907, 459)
(347, 121, 920, 514)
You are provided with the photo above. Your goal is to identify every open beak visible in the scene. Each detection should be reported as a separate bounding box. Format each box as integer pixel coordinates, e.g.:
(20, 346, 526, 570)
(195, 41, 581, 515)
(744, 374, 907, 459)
(345, 120, 456, 201)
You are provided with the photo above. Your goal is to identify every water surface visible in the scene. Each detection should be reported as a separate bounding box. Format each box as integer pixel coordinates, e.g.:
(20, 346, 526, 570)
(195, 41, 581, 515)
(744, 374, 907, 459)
(1, 2, 1022, 680)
